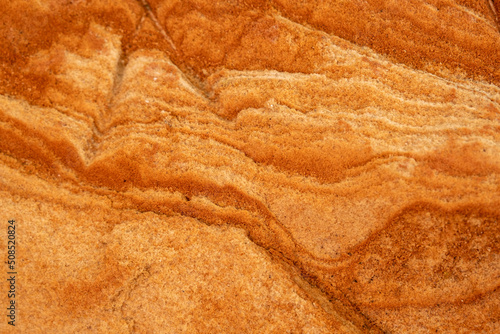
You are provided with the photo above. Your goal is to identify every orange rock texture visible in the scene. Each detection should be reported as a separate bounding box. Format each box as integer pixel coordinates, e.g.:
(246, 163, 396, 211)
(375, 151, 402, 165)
(0, 0, 499, 332)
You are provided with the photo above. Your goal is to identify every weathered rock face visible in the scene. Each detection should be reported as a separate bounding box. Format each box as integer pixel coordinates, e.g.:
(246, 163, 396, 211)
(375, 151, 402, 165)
(0, 0, 499, 332)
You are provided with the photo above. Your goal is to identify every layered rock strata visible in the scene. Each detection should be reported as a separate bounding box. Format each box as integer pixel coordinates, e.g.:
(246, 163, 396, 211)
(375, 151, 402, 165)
(0, 0, 499, 332)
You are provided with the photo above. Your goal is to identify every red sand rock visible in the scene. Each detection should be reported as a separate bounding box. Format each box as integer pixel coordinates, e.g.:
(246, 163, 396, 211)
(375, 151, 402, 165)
(0, 0, 499, 332)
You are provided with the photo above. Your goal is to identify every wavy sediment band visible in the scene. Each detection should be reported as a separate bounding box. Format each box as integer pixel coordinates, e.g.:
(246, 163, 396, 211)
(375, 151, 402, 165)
(0, 0, 499, 332)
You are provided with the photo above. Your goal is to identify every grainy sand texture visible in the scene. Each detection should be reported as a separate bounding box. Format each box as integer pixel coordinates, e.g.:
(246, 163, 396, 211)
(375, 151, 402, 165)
(0, 0, 499, 333)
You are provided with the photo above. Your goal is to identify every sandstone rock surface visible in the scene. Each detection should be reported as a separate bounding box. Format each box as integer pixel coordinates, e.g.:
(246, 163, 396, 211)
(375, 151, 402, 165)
(0, 0, 499, 333)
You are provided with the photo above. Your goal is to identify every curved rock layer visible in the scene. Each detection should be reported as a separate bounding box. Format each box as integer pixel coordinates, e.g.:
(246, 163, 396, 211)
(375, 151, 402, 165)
(0, 0, 499, 333)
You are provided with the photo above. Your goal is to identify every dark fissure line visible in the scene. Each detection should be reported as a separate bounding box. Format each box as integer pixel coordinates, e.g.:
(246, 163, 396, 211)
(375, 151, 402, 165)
(136, 0, 177, 51)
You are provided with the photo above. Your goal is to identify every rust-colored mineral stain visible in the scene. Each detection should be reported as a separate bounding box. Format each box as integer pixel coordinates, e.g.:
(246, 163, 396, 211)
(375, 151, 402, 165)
(0, 0, 499, 333)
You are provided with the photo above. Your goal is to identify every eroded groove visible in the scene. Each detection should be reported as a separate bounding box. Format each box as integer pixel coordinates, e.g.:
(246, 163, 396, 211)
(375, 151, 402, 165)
(136, 0, 176, 52)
